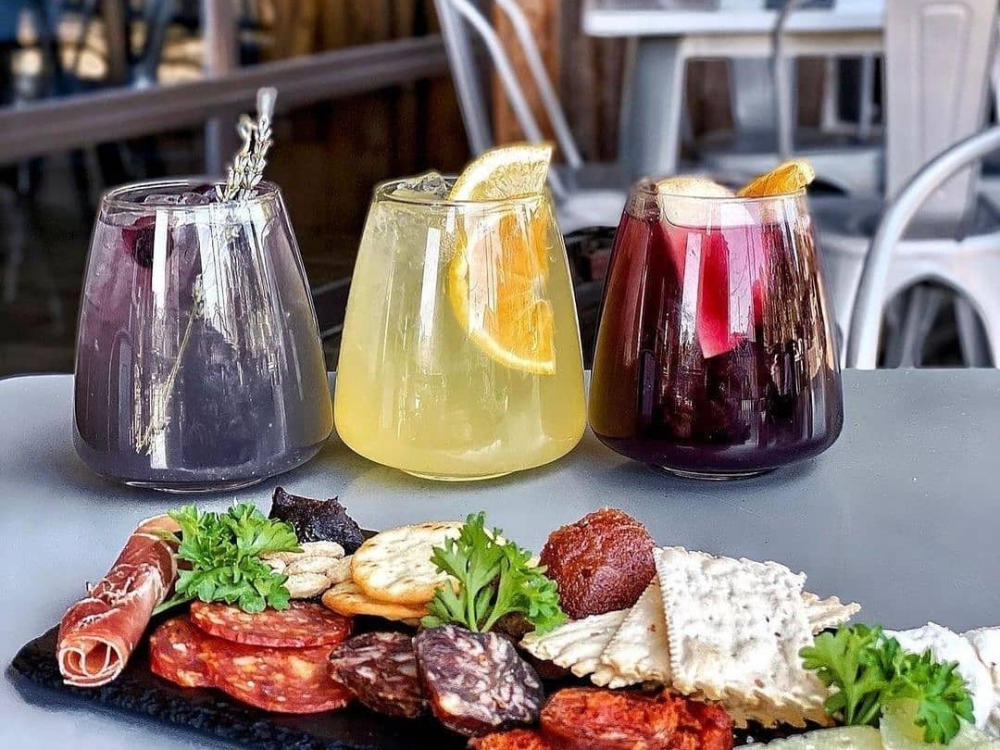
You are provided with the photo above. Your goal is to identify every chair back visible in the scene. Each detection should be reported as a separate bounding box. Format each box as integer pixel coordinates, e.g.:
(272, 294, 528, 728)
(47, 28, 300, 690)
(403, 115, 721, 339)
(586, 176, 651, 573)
(433, 0, 583, 176)
(883, 0, 997, 222)
(847, 126, 1000, 368)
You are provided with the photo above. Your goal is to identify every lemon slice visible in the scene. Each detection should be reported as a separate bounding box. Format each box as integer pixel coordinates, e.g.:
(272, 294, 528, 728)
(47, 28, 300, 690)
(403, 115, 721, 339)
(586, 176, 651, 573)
(737, 159, 816, 197)
(448, 142, 553, 201)
(446, 143, 557, 375)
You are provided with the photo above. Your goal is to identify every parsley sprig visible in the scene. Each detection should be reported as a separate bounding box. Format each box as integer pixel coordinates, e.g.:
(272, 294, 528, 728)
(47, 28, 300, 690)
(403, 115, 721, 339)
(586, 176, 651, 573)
(800, 624, 974, 744)
(154, 504, 300, 615)
(421, 512, 566, 636)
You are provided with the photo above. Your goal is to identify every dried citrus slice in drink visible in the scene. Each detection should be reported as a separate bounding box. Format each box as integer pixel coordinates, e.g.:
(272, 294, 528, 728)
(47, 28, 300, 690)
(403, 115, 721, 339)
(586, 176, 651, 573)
(446, 144, 557, 375)
(737, 159, 816, 197)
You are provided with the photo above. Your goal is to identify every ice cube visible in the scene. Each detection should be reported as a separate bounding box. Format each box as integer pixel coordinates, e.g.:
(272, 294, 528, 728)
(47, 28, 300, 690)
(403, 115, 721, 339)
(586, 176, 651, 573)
(142, 191, 214, 206)
(389, 170, 450, 201)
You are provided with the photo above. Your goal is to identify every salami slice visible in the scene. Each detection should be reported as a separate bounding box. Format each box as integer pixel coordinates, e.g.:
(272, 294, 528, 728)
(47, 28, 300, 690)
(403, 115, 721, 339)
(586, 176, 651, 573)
(414, 625, 544, 737)
(210, 641, 352, 714)
(539, 687, 733, 750)
(190, 601, 352, 648)
(468, 729, 558, 749)
(57, 515, 179, 687)
(328, 632, 426, 718)
(148, 616, 213, 688)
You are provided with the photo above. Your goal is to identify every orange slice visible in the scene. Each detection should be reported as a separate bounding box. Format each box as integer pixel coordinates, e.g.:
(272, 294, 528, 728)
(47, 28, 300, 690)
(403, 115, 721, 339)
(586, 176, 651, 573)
(446, 144, 556, 375)
(737, 159, 816, 197)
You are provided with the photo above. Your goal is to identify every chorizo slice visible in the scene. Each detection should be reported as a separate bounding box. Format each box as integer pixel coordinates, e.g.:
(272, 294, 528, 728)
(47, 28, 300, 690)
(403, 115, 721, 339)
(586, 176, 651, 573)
(468, 728, 558, 749)
(414, 624, 544, 737)
(210, 641, 352, 714)
(540, 687, 732, 750)
(189, 601, 352, 648)
(148, 616, 213, 688)
(328, 631, 426, 719)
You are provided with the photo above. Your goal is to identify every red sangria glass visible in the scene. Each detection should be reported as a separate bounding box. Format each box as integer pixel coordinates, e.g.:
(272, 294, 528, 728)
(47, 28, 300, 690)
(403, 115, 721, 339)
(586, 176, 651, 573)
(589, 180, 843, 479)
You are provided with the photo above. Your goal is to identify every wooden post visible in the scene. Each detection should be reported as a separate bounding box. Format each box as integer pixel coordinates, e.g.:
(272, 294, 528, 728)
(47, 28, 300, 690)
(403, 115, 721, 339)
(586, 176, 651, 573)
(490, 0, 560, 146)
(202, 0, 240, 176)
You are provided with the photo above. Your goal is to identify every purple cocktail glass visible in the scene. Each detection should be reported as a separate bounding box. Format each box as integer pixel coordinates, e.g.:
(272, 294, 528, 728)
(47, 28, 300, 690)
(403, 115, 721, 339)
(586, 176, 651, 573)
(73, 179, 333, 492)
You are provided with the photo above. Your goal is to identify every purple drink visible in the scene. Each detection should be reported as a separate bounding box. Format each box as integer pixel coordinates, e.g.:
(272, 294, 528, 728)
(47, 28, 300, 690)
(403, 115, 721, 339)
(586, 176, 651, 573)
(74, 180, 333, 492)
(589, 181, 843, 478)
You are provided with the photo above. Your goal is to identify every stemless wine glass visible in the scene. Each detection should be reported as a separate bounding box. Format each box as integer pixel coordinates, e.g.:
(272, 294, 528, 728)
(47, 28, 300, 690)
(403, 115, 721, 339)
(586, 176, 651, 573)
(334, 174, 587, 480)
(589, 180, 844, 479)
(73, 179, 333, 492)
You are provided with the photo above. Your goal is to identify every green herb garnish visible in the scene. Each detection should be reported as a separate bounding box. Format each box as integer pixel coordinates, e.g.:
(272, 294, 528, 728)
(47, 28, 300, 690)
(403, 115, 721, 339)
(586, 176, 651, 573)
(800, 624, 974, 744)
(154, 503, 300, 615)
(421, 512, 566, 635)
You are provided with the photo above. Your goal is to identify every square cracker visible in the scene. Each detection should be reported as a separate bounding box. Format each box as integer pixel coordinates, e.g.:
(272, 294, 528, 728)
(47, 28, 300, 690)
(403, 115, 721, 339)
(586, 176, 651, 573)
(598, 579, 672, 687)
(654, 547, 830, 727)
(802, 592, 861, 634)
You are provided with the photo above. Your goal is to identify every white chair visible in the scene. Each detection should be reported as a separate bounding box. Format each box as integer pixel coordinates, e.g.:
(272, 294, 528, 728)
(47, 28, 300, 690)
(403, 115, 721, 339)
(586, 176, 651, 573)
(696, 0, 883, 196)
(848, 126, 1000, 369)
(434, 0, 629, 232)
(815, 0, 998, 366)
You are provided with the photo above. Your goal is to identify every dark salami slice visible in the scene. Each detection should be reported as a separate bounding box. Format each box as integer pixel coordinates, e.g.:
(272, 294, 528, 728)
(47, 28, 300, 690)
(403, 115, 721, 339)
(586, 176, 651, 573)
(209, 641, 353, 714)
(190, 601, 352, 648)
(148, 616, 213, 688)
(539, 687, 733, 750)
(328, 632, 426, 719)
(414, 625, 544, 737)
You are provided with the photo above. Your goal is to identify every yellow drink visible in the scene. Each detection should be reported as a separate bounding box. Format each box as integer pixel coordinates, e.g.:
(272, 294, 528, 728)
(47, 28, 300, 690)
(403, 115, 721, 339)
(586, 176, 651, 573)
(334, 175, 586, 480)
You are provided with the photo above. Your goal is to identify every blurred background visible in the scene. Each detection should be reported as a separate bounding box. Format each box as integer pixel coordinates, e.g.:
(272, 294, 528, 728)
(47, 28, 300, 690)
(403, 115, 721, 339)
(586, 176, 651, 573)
(2, 0, 998, 376)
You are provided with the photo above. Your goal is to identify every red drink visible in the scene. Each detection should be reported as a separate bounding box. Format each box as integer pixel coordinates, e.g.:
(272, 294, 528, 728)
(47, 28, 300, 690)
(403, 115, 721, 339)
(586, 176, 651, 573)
(589, 180, 843, 478)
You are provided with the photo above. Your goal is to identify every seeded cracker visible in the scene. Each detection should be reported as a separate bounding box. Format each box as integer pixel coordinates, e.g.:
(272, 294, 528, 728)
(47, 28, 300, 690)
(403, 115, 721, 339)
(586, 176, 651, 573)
(520, 609, 627, 678)
(598, 580, 672, 686)
(654, 547, 831, 728)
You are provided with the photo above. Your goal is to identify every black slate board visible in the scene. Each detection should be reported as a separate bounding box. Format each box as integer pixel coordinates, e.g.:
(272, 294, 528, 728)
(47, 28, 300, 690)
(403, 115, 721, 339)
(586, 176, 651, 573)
(9, 624, 789, 748)
(10, 625, 465, 750)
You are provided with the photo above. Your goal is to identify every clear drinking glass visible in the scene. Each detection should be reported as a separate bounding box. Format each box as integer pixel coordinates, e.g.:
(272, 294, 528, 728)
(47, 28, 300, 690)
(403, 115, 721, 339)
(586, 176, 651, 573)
(334, 175, 587, 480)
(589, 180, 844, 479)
(73, 179, 333, 492)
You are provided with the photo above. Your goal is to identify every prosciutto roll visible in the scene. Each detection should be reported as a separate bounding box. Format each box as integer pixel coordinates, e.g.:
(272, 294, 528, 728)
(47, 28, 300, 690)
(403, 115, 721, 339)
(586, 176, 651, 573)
(57, 515, 180, 687)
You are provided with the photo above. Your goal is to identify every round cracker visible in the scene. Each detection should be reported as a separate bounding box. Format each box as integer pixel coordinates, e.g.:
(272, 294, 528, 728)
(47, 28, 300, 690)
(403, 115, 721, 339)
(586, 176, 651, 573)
(322, 580, 429, 621)
(351, 521, 463, 605)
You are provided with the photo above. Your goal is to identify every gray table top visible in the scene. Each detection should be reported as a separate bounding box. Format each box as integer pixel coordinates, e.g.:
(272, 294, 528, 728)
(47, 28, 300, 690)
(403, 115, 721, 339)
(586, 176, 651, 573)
(583, 0, 883, 36)
(3, 370, 998, 748)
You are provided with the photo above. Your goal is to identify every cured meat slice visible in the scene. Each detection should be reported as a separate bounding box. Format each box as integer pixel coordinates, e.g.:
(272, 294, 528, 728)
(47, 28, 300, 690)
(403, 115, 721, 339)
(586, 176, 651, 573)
(328, 631, 426, 719)
(190, 601, 352, 648)
(539, 687, 733, 750)
(468, 729, 558, 749)
(414, 625, 544, 737)
(148, 616, 213, 688)
(210, 641, 352, 714)
(57, 515, 180, 687)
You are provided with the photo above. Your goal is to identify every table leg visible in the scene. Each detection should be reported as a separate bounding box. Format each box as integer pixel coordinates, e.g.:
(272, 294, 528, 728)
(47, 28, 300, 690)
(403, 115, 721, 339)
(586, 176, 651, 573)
(619, 37, 686, 179)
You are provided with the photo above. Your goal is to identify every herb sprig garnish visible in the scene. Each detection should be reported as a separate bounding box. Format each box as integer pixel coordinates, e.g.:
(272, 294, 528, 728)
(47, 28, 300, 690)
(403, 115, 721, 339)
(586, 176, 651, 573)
(422, 512, 566, 635)
(801, 624, 974, 744)
(154, 504, 300, 615)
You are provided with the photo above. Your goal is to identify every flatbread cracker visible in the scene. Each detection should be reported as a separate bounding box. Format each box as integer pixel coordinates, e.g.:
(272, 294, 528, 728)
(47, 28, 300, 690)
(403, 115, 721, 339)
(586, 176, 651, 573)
(322, 580, 429, 621)
(654, 547, 830, 728)
(521, 609, 627, 678)
(599, 580, 672, 687)
(802, 592, 861, 634)
(351, 521, 463, 604)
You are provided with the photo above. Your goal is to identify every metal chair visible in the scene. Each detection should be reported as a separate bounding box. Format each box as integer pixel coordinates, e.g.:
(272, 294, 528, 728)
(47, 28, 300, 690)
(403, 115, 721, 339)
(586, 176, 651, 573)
(697, 0, 882, 195)
(847, 126, 1000, 369)
(815, 0, 998, 366)
(434, 0, 629, 232)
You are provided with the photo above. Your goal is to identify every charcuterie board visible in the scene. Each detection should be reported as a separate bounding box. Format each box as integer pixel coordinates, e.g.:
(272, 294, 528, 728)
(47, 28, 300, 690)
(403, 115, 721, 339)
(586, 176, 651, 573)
(10, 622, 780, 749)
(11, 623, 465, 750)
